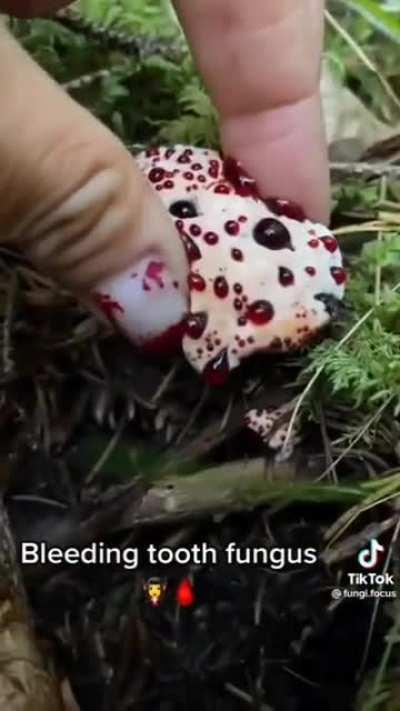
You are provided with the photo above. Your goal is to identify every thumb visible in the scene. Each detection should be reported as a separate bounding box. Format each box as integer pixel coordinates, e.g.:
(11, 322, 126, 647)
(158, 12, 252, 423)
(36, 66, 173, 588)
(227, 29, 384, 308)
(0, 25, 188, 348)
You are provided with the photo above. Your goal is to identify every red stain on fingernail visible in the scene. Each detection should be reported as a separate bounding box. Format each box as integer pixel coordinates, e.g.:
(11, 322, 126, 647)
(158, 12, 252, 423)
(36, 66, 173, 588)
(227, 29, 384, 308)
(93, 292, 124, 323)
(141, 261, 165, 291)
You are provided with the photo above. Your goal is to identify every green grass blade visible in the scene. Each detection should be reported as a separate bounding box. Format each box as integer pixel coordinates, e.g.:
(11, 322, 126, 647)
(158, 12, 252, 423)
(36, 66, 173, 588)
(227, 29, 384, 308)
(346, 0, 400, 43)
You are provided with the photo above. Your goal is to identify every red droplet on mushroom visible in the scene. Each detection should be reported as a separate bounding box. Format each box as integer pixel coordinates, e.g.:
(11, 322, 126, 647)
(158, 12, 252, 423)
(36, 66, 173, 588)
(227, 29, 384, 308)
(246, 300, 274, 325)
(184, 311, 208, 339)
(320, 236, 338, 253)
(189, 224, 202, 237)
(145, 147, 160, 157)
(238, 316, 247, 326)
(204, 231, 219, 245)
(223, 156, 260, 199)
(198, 175, 206, 183)
(183, 171, 194, 180)
(208, 160, 219, 179)
(239, 215, 248, 223)
(165, 147, 175, 158)
(253, 218, 293, 251)
(148, 167, 165, 183)
(214, 276, 229, 298)
(164, 180, 174, 189)
(264, 197, 307, 222)
(203, 348, 230, 386)
(308, 239, 319, 248)
(181, 234, 202, 263)
(231, 248, 243, 261)
(225, 220, 240, 236)
(191, 163, 202, 171)
(234, 298, 242, 311)
(305, 266, 316, 276)
(278, 266, 295, 287)
(188, 272, 206, 291)
(233, 283, 243, 295)
(177, 149, 192, 164)
(214, 184, 231, 194)
(330, 266, 347, 285)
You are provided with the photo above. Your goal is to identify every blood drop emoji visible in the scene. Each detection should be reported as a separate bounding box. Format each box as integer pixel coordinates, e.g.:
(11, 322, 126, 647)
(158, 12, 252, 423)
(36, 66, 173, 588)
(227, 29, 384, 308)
(176, 578, 195, 608)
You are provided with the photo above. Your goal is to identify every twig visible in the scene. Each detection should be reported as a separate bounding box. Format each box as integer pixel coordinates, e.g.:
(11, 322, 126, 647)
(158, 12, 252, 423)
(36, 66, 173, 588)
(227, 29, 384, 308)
(322, 515, 398, 565)
(374, 177, 388, 307)
(317, 395, 394, 481)
(62, 68, 113, 92)
(330, 161, 400, 180)
(86, 416, 127, 483)
(325, 9, 400, 113)
(115, 459, 367, 531)
(224, 682, 274, 710)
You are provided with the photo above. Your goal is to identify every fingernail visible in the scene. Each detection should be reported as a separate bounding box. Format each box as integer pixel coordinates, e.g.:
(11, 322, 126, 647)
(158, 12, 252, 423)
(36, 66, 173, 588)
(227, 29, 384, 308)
(91, 254, 187, 354)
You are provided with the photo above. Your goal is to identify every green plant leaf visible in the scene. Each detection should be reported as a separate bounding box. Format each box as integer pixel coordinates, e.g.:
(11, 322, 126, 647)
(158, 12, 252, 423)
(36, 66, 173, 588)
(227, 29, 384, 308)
(345, 0, 400, 43)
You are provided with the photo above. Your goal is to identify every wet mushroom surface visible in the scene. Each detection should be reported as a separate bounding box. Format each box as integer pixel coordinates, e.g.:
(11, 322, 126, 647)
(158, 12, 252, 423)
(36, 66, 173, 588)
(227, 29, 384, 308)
(136, 145, 346, 386)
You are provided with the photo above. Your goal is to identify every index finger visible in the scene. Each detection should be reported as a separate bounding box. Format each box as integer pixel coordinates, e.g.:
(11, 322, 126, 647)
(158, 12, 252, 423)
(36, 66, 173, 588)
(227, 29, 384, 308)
(173, 0, 329, 223)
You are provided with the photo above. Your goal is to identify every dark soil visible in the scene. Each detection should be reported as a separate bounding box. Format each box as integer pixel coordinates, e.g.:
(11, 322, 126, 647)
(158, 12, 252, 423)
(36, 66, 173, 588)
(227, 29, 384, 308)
(1, 262, 398, 710)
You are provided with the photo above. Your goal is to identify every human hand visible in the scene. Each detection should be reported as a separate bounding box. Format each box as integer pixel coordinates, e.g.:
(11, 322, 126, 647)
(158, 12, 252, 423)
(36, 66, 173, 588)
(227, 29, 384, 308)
(174, 0, 328, 223)
(0, 0, 328, 353)
(0, 8, 188, 347)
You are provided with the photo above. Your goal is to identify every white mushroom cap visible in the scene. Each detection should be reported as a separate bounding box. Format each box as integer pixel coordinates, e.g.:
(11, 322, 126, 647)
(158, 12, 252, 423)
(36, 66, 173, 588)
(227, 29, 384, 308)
(138, 145, 346, 383)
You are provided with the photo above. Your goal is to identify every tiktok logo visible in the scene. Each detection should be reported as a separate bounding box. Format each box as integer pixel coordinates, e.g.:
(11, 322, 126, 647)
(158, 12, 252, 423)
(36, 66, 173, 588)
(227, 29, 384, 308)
(357, 539, 385, 569)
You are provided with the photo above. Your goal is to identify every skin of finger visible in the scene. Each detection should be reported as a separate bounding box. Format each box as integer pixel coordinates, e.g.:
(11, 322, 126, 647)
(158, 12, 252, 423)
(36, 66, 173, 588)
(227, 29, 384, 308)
(0, 25, 188, 293)
(0, 1, 70, 17)
(173, 0, 329, 222)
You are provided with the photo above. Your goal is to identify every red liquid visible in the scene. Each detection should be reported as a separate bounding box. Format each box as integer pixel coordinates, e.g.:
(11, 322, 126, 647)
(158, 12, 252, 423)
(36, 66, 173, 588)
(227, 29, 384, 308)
(140, 321, 184, 357)
(223, 156, 260, 199)
(320, 236, 338, 253)
(184, 312, 208, 339)
(264, 197, 307, 222)
(188, 272, 206, 291)
(204, 231, 219, 245)
(181, 234, 202, 263)
(93, 292, 124, 323)
(214, 276, 229, 298)
(330, 267, 347, 285)
(224, 220, 240, 236)
(148, 168, 165, 183)
(246, 300, 274, 325)
(203, 348, 230, 386)
(253, 218, 293, 251)
(231, 248, 243, 262)
(278, 266, 295, 287)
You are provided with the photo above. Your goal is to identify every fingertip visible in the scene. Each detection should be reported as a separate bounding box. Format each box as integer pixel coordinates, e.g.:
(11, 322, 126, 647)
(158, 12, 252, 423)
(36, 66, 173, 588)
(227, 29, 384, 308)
(220, 92, 331, 224)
